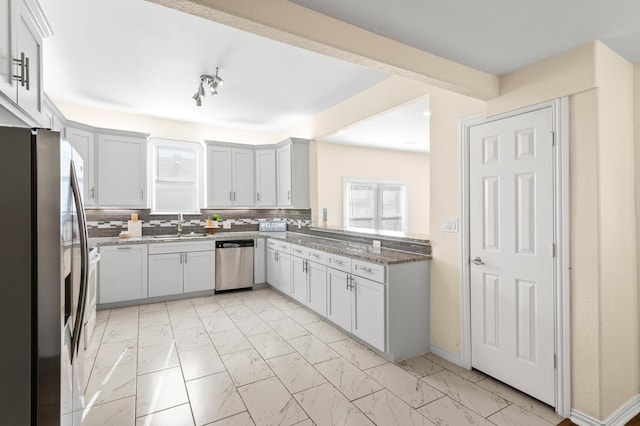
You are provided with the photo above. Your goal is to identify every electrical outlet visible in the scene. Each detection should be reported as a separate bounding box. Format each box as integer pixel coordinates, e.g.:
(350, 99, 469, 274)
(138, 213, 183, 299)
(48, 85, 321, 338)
(373, 240, 381, 248)
(441, 218, 459, 233)
(297, 220, 302, 228)
(223, 220, 231, 229)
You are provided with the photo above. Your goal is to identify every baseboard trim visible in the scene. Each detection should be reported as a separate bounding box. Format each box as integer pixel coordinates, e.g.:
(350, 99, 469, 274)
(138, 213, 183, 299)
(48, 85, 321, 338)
(429, 343, 462, 366)
(571, 394, 640, 426)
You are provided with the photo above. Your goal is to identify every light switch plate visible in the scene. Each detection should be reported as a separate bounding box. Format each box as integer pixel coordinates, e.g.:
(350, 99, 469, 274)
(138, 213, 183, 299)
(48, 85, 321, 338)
(223, 220, 231, 229)
(373, 240, 381, 248)
(441, 218, 459, 233)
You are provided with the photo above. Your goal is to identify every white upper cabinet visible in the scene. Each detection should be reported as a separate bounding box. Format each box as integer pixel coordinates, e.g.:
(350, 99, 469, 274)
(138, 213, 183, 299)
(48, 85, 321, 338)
(97, 132, 148, 208)
(255, 148, 276, 207)
(207, 145, 232, 207)
(276, 138, 309, 209)
(0, 0, 49, 123)
(206, 143, 255, 208)
(232, 148, 255, 206)
(65, 125, 96, 206)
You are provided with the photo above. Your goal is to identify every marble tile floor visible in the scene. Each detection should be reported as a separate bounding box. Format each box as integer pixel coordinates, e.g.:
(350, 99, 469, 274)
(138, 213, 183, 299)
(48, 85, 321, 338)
(82, 288, 565, 425)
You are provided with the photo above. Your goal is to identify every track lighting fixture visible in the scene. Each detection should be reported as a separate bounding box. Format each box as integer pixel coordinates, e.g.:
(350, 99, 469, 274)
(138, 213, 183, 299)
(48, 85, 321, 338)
(192, 67, 224, 106)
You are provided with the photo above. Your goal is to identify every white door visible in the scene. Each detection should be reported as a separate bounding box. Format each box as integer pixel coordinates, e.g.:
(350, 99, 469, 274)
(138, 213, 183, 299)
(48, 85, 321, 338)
(469, 107, 555, 405)
(97, 134, 146, 207)
(291, 256, 307, 304)
(266, 248, 279, 287)
(278, 252, 292, 295)
(232, 148, 255, 206)
(183, 251, 215, 293)
(66, 127, 96, 206)
(276, 144, 292, 207)
(307, 261, 327, 316)
(255, 149, 276, 206)
(148, 253, 183, 297)
(327, 268, 351, 331)
(207, 145, 232, 207)
(352, 276, 385, 351)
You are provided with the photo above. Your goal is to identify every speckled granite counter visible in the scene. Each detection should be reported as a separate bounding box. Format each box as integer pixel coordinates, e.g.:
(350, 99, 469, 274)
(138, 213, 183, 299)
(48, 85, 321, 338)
(90, 230, 431, 265)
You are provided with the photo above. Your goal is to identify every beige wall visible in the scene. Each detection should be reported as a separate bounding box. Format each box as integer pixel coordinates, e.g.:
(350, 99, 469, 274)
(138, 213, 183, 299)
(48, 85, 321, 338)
(428, 87, 485, 352)
(486, 42, 639, 420)
(313, 141, 430, 234)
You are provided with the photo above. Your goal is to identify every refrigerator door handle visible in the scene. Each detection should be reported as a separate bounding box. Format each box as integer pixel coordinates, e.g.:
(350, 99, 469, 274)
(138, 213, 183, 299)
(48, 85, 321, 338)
(69, 160, 89, 362)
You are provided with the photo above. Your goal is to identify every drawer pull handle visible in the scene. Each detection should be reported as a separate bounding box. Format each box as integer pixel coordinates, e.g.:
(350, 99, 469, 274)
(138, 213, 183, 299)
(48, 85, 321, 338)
(357, 266, 373, 273)
(117, 247, 132, 250)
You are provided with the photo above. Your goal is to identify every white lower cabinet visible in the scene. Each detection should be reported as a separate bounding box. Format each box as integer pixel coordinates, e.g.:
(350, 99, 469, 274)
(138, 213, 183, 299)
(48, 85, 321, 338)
(327, 267, 385, 352)
(291, 255, 307, 304)
(148, 241, 215, 297)
(307, 260, 327, 316)
(266, 239, 292, 295)
(148, 253, 182, 297)
(278, 251, 292, 295)
(99, 244, 148, 304)
(266, 247, 279, 287)
(351, 275, 385, 351)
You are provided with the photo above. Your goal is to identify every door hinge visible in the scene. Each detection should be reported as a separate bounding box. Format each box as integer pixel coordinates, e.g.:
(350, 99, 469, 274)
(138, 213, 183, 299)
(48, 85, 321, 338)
(554, 353, 557, 369)
(552, 243, 556, 258)
(551, 131, 556, 147)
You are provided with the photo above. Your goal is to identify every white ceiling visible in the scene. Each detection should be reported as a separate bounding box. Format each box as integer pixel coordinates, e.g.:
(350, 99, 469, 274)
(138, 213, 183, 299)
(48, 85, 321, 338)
(39, 0, 640, 152)
(291, 0, 640, 76)
(39, 0, 387, 133)
(320, 97, 430, 153)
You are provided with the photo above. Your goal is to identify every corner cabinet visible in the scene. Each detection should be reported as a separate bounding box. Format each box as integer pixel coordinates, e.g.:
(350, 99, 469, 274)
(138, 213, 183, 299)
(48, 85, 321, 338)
(0, 0, 49, 123)
(276, 138, 309, 208)
(98, 244, 148, 304)
(206, 143, 255, 207)
(97, 132, 149, 208)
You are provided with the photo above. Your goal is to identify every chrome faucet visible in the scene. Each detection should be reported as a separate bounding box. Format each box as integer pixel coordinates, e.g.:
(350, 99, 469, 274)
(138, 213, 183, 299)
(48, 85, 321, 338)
(177, 212, 184, 236)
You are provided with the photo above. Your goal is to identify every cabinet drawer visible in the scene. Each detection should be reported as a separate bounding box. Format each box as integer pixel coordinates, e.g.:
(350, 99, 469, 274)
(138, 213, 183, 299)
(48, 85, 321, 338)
(266, 239, 278, 250)
(290, 244, 306, 257)
(307, 248, 327, 265)
(148, 241, 215, 255)
(327, 253, 351, 273)
(276, 241, 291, 253)
(352, 260, 386, 284)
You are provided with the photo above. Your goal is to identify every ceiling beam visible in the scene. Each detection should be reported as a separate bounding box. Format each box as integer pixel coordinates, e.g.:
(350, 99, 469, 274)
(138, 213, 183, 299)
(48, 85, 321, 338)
(147, 0, 499, 100)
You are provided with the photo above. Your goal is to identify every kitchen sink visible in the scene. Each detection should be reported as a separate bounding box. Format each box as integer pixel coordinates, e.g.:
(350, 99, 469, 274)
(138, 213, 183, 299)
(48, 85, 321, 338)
(152, 233, 210, 240)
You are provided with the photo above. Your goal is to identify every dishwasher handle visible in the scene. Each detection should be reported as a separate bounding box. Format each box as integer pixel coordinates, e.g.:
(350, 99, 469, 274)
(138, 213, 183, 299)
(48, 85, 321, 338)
(216, 239, 255, 249)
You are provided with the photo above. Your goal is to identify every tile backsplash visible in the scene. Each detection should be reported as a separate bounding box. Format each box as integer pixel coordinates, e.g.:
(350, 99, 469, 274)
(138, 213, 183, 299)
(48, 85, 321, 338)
(86, 208, 312, 238)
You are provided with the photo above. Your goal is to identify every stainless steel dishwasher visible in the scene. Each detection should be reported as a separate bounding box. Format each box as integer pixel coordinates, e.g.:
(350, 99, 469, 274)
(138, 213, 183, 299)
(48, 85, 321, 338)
(215, 240, 255, 291)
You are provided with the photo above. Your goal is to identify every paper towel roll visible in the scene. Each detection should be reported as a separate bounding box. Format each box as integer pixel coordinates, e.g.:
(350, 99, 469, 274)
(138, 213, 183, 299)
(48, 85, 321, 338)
(128, 220, 142, 237)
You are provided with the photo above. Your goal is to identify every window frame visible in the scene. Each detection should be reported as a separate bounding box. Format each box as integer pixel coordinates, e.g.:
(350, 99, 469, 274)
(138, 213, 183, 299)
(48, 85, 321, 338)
(148, 138, 204, 214)
(342, 178, 408, 233)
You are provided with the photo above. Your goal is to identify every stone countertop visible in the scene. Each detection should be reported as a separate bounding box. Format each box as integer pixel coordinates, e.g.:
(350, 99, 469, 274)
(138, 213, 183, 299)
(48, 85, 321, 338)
(90, 231, 431, 265)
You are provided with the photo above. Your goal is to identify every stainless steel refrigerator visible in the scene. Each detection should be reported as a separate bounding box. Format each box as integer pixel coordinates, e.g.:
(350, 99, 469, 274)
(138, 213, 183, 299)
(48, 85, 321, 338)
(0, 127, 89, 425)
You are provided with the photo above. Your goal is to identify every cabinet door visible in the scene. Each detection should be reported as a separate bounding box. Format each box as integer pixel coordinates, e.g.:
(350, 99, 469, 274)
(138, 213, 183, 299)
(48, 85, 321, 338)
(276, 144, 292, 207)
(15, 8, 41, 120)
(291, 256, 307, 304)
(148, 253, 183, 297)
(99, 245, 148, 304)
(327, 268, 351, 331)
(307, 261, 327, 316)
(231, 148, 254, 206)
(66, 127, 96, 206)
(183, 250, 215, 293)
(266, 248, 279, 288)
(255, 149, 276, 206)
(0, 0, 14, 102)
(352, 276, 385, 351)
(97, 134, 147, 207)
(278, 251, 292, 295)
(207, 145, 232, 207)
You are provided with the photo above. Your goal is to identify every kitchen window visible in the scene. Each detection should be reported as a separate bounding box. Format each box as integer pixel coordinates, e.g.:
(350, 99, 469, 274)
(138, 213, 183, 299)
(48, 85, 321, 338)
(343, 179, 407, 232)
(149, 139, 203, 213)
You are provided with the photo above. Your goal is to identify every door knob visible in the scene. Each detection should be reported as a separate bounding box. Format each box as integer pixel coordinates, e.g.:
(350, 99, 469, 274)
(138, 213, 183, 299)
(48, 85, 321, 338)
(472, 257, 484, 265)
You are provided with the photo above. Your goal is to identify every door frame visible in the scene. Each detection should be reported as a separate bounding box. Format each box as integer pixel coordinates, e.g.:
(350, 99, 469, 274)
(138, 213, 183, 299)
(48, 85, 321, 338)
(459, 98, 571, 417)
